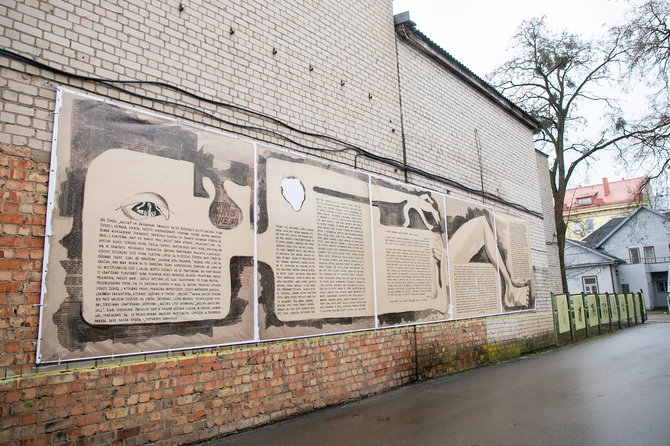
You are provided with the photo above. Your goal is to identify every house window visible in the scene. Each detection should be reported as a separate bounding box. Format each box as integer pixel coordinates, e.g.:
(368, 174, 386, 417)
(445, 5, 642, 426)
(621, 283, 631, 293)
(573, 222, 582, 234)
(586, 219, 594, 232)
(577, 197, 592, 206)
(629, 247, 640, 264)
(582, 276, 598, 294)
(643, 246, 655, 263)
(658, 281, 668, 293)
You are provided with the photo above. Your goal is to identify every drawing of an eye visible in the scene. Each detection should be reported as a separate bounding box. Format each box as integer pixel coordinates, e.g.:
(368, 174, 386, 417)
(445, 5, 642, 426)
(116, 192, 171, 220)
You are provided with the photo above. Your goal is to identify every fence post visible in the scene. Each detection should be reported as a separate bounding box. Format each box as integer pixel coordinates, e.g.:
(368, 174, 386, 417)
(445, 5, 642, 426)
(551, 292, 559, 347)
(596, 294, 602, 335)
(606, 292, 612, 332)
(568, 294, 576, 342)
(583, 293, 589, 338)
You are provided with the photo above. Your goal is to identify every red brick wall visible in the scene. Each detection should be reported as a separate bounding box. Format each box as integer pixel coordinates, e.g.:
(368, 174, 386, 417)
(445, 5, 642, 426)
(415, 319, 489, 380)
(0, 329, 419, 445)
(0, 144, 48, 379)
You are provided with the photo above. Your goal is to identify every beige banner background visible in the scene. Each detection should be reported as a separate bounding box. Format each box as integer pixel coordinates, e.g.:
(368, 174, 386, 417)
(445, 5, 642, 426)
(39, 90, 538, 361)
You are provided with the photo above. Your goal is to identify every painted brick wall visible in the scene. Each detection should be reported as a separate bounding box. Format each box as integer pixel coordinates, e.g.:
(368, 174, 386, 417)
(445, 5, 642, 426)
(1, 1, 558, 444)
(535, 150, 564, 296)
(0, 0, 405, 177)
(395, 33, 555, 351)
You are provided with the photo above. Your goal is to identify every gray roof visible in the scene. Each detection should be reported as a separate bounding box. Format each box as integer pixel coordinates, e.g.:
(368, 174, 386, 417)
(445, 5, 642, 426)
(565, 238, 624, 265)
(582, 206, 669, 248)
(581, 216, 626, 246)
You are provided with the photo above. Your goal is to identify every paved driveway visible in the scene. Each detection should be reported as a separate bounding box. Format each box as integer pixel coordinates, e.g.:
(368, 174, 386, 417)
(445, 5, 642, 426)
(205, 314, 670, 445)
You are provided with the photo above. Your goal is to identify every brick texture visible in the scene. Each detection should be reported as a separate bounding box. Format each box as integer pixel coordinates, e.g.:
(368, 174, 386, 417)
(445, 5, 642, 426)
(0, 1, 559, 444)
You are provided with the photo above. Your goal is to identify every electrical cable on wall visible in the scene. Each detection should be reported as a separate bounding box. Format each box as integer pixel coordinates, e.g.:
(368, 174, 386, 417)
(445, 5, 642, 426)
(0, 48, 542, 218)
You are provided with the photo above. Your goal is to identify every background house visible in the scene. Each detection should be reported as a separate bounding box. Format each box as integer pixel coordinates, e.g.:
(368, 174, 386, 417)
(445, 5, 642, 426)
(565, 239, 623, 294)
(565, 206, 670, 308)
(563, 177, 650, 239)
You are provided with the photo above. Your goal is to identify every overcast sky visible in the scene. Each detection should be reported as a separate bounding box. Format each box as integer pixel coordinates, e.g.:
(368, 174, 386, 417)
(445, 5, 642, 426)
(391, 0, 648, 188)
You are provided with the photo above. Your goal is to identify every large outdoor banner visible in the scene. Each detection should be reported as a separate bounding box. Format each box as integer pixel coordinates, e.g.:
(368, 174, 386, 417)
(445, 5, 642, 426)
(493, 211, 534, 312)
(40, 91, 256, 362)
(445, 198, 501, 319)
(39, 90, 539, 361)
(371, 178, 449, 326)
(256, 146, 375, 339)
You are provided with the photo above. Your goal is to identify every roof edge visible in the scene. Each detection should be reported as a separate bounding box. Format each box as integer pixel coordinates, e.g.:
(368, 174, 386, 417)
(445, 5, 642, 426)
(394, 16, 539, 131)
(565, 238, 625, 264)
(593, 205, 669, 248)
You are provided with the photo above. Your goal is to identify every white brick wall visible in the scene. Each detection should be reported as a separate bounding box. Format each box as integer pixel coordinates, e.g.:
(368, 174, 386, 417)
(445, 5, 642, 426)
(0, 0, 405, 177)
(396, 35, 556, 339)
(0, 1, 560, 350)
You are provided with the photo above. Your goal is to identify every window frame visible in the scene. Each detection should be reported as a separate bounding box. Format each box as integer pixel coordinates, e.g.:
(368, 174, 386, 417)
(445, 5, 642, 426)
(585, 219, 594, 232)
(629, 247, 640, 264)
(643, 245, 656, 263)
(582, 276, 598, 294)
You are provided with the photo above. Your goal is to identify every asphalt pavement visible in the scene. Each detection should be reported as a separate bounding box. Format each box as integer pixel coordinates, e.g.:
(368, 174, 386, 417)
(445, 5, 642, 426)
(205, 312, 670, 446)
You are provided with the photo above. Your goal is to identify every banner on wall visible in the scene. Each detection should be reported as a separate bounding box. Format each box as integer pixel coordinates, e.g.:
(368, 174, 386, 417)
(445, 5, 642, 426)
(371, 178, 449, 326)
(493, 211, 535, 312)
(256, 146, 375, 339)
(39, 90, 538, 362)
(39, 90, 256, 362)
(445, 198, 502, 319)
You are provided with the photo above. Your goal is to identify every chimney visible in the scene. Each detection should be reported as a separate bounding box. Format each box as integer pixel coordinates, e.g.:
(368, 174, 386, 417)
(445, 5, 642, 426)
(602, 177, 610, 196)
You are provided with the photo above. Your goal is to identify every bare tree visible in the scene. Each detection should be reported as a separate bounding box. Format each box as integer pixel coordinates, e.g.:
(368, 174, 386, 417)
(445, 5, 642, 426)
(620, 0, 670, 89)
(489, 17, 670, 292)
(617, 0, 670, 187)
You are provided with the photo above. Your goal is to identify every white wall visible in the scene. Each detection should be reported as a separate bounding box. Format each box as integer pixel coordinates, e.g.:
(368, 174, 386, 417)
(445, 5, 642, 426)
(601, 209, 670, 263)
(566, 265, 616, 294)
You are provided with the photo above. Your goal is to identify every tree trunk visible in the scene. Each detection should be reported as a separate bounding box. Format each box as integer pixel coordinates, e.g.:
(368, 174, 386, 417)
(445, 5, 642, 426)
(554, 210, 568, 294)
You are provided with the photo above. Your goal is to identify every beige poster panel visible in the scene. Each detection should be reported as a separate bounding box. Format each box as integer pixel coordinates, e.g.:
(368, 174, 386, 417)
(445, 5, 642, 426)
(493, 211, 534, 312)
(618, 294, 628, 321)
(598, 294, 610, 324)
(626, 293, 635, 323)
(555, 294, 570, 334)
(257, 147, 375, 339)
(370, 178, 449, 325)
(445, 197, 501, 319)
(585, 294, 598, 327)
(609, 294, 619, 322)
(571, 294, 586, 330)
(40, 90, 255, 362)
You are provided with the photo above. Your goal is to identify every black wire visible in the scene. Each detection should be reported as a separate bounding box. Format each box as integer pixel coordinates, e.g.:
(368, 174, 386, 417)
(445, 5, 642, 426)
(0, 48, 542, 218)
